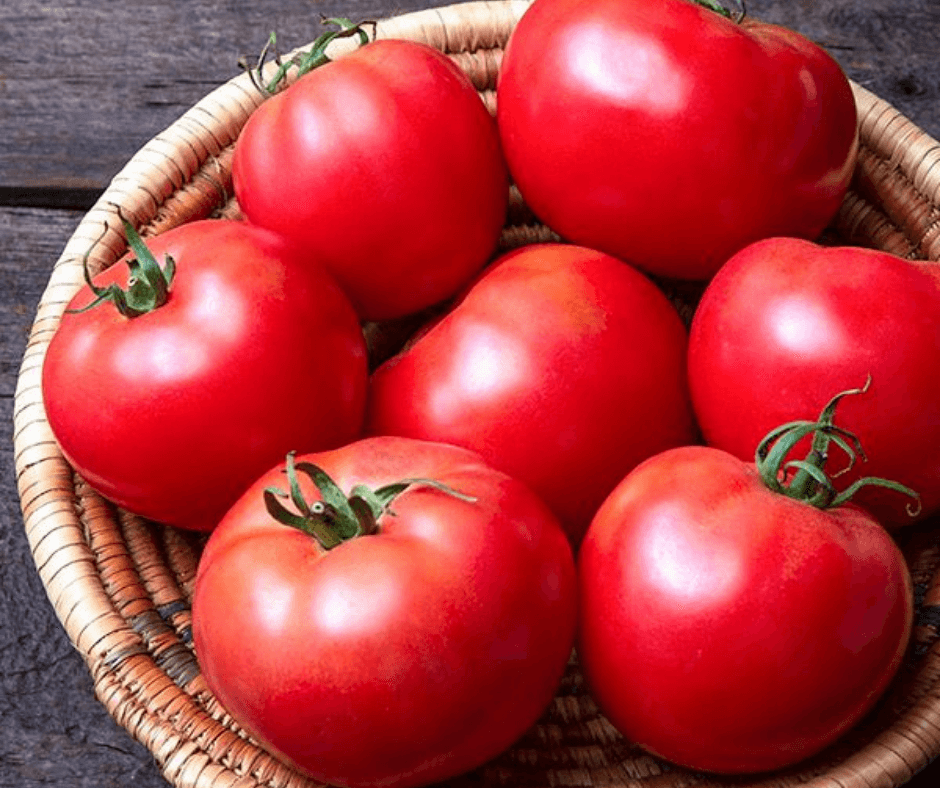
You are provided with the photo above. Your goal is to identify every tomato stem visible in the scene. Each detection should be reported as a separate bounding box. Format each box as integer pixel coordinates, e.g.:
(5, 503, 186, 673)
(263, 451, 477, 548)
(754, 377, 921, 515)
(689, 0, 746, 23)
(68, 213, 175, 318)
(241, 16, 375, 96)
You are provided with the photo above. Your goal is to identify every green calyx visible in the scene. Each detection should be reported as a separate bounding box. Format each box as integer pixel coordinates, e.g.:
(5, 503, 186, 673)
(691, 0, 747, 23)
(242, 16, 375, 96)
(755, 377, 921, 515)
(69, 217, 175, 318)
(263, 451, 477, 550)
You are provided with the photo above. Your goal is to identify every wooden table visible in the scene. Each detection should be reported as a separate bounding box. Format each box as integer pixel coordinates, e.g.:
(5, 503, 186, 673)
(2, 0, 939, 785)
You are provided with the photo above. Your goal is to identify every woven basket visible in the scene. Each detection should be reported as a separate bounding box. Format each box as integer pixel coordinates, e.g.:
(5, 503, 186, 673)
(13, 1, 940, 786)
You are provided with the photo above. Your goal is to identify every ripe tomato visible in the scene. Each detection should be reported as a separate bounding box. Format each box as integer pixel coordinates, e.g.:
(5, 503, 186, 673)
(496, 0, 858, 280)
(578, 420, 914, 773)
(192, 436, 577, 788)
(688, 236, 940, 527)
(42, 218, 368, 531)
(232, 38, 508, 321)
(365, 243, 697, 546)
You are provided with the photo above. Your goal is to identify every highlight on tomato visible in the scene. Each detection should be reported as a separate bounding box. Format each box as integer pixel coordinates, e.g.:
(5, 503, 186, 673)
(192, 436, 578, 788)
(365, 243, 697, 547)
(232, 22, 509, 321)
(496, 0, 858, 280)
(42, 217, 368, 531)
(577, 385, 916, 774)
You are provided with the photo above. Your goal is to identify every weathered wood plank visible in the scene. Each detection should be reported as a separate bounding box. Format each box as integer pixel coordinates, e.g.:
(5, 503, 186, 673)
(0, 206, 82, 396)
(2, 0, 940, 201)
(0, 205, 170, 786)
(0, 0, 445, 197)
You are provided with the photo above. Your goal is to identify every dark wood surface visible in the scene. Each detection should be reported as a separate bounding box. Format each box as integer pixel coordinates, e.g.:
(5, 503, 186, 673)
(2, 0, 940, 785)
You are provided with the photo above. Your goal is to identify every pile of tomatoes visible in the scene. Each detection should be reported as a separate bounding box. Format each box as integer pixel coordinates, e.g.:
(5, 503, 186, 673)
(40, 0, 940, 785)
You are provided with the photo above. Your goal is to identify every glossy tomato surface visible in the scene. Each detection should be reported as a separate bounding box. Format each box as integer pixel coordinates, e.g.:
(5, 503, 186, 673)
(42, 219, 368, 531)
(365, 243, 697, 546)
(233, 38, 508, 320)
(578, 445, 913, 774)
(192, 436, 578, 788)
(688, 237, 940, 527)
(496, 0, 858, 280)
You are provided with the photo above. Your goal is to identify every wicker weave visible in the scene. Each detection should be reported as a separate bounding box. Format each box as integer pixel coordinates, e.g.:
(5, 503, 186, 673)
(13, 2, 940, 786)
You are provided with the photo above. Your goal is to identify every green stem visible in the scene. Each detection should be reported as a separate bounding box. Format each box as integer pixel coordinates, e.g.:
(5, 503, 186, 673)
(241, 16, 375, 97)
(690, 0, 747, 23)
(785, 381, 869, 499)
(754, 377, 921, 515)
(263, 451, 476, 549)
(68, 213, 175, 318)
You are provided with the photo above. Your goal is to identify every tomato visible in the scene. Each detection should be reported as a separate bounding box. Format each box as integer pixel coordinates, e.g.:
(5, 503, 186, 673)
(688, 236, 940, 527)
(365, 243, 696, 546)
(496, 0, 858, 280)
(578, 400, 914, 773)
(232, 37, 509, 321)
(42, 218, 368, 531)
(192, 436, 577, 788)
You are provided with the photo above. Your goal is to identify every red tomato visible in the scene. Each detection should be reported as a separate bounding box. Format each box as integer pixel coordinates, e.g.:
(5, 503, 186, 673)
(578, 440, 913, 774)
(688, 236, 940, 527)
(496, 0, 858, 280)
(192, 436, 577, 788)
(365, 243, 696, 546)
(42, 219, 368, 531)
(232, 38, 508, 321)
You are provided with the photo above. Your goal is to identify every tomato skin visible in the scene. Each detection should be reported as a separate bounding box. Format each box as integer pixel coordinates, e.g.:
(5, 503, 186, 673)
(688, 237, 940, 527)
(365, 243, 696, 546)
(232, 39, 509, 321)
(192, 436, 577, 788)
(496, 0, 858, 280)
(42, 219, 368, 531)
(578, 445, 913, 774)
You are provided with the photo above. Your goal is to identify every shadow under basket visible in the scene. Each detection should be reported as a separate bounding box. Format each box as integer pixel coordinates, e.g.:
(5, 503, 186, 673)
(13, 1, 940, 787)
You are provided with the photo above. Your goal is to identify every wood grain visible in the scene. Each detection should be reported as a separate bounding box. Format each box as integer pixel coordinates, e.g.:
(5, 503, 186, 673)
(0, 0, 444, 201)
(2, 0, 939, 203)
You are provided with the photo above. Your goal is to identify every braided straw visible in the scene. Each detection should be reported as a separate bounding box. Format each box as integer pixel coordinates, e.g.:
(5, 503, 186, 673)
(13, 2, 940, 787)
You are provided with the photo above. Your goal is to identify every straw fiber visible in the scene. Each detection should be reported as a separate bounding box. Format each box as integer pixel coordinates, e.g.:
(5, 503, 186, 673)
(13, 1, 940, 787)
